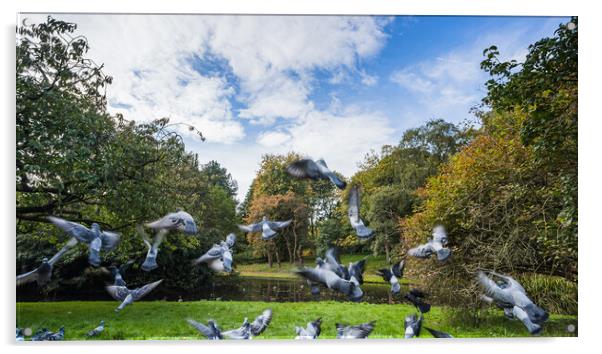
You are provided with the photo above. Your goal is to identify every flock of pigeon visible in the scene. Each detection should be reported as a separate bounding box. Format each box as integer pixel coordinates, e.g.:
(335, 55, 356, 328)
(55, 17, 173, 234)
(16, 157, 549, 340)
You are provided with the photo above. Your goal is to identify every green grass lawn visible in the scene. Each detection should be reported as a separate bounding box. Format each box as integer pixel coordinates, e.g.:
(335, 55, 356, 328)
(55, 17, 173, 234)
(237, 254, 391, 283)
(16, 300, 577, 340)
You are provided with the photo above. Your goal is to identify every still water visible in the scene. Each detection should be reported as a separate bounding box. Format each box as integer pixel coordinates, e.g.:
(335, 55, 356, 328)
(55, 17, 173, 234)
(17, 276, 403, 304)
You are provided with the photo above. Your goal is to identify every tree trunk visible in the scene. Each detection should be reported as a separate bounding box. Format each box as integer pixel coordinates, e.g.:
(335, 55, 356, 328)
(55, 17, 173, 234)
(267, 250, 273, 268)
(384, 238, 391, 263)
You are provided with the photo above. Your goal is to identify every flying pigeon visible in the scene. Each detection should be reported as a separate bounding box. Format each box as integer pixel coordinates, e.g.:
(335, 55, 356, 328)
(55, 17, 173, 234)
(187, 319, 223, 340)
(425, 327, 453, 338)
(408, 225, 451, 262)
(286, 158, 347, 190)
(324, 248, 350, 280)
(16, 328, 24, 341)
(250, 308, 272, 337)
(335, 321, 376, 339)
(477, 271, 548, 334)
(295, 318, 322, 339)
(347, 185, 374, 240)
(138, 226, 167, 272)
(404, 313, 423, 338)
(16, 237, 77, 287)
(346, 259, 366, 301)
(105, 279, 163, 311)
(108, 260, 134, 287)
(404, 288, 431, 313)
(87, 320, 105, 337)
(377, 259, 405, 294)
(48, 216, 121, 267)
(221, 319, 251, 339)
(295, 267, 362, 302)
(145, 209, 198, 234)
(238, 216, 292, 241)
(191, 233, 236, 273)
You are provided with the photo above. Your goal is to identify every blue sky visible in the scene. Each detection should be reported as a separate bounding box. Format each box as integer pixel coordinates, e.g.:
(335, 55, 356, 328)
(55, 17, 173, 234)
(23, 14, 570, 201)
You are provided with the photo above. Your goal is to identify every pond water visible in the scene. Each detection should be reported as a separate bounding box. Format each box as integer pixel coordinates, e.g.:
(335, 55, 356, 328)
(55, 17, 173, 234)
(17, 275, 411, 304)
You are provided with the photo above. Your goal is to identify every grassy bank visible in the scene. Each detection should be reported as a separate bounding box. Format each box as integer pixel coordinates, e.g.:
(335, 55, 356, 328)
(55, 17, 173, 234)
(16, 300, 576, 340)
(236, 254, 391, 283)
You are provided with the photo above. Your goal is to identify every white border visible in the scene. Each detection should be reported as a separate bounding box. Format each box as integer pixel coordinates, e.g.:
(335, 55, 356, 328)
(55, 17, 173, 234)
(2, 1, 598, 354)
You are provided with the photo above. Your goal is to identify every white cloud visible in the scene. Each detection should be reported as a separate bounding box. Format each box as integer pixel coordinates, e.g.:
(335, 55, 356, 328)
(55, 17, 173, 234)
(256, 131, 291, 148)
(359, 70, 378, 86)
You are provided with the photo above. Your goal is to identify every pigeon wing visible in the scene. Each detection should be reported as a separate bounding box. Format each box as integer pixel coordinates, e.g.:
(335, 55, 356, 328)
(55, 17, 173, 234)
(187, 319, 218, 339)
(286, 159, 322, 179)
(48, 237, 78, 265)
(48, 216, 95, 243)
(131, 279, 163, 300)
(408, 243, 434, 258)
(225, 233, 236, 248)
(425, 327, 453, 338)
(250, 308, 272, 336)
(267, 219, 292, 230)
(347, 321, 375, 338)
(193, 244, 223, 265)
(477, 271, 513, 304)
(105, 285, 130, 301)
(16, 268, 39, 286)
(100, 231, 120, 251)
(376, 268, 393, 282)
(392, 259, 405, 278)
(238, 223, 262, 233)
(347, 186, 361, 224)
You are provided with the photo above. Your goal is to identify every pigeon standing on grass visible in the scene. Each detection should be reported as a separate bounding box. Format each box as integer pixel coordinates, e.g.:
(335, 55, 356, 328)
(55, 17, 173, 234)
(105, 279, 163, 311)
(335, 321, 376, 339)
(138, 226, 167, 272)
(404, 313, 423, 338)
(377, 260, 405, 295)
(286, 158, 347, 190)
(48, 216, 120, 267)
(191, 233, 236, 273)
(87, 320, 105, 337)
(347, 185, 374, 240)
(295, 318, 322, 339)
(16, 237, 78, 287)
(477, 271, 548, 334)
(425, 327, 453, 338)
(145, 209, 198, 235)
(238, 216, 292, 241)
(408, 225, 451, 262)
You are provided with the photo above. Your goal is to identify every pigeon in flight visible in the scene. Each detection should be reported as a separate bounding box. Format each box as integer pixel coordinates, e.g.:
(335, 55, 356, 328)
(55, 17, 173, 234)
(16, 237, 77, 287)
(347, 185, 374, 240)
(346, 259, 366, 301)
(295, 267, 362, 302)
(16, 328, 24, 341)
(404, 313, 423, 338)
(145, 209, 198, 235)
(48, 216, 120, 267)
(221, 319, 252, 339)
(425, 327, 453, 338)
(295, 318, 322, 339)
(377, 259, 405, 294)
(238, 216, 292, 241)
(286, 158, 347, 190)
(408, 225, 451, 262)
(108, 260, 134, 287)
(138, 226, 167, 272)
(250, 308, 272, 337)
(191, 233, 236, 273)
(477, 271, 548, 334)
(105, 279, 163, 311)
(87, 320, 105, 337)
(335, 321, 376, 339)
(187, 319, 224, 340)
(324, 247, 350, 280)
(404, 288, 431, 313)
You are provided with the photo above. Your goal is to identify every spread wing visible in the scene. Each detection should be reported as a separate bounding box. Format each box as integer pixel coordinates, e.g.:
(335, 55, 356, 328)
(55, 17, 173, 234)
(105, 285, 130, 301)
(238, 223, 262, 233)
(250, 308, 272, 336)
(193, 244, 223, 265)
(392, 259, 405, 278)
(347, 321, 376, 338)
(100, 231, 120, 250)
(267, 219, 292, 230)
(48, 216, 95, 243)
(176, 211, 198, 234)
(16, 268, 39, 286)
(376, 268, 393, 282)
(48, 237, 78, 265)
(131, 279, 163, 300)
(286, 159, 322, 179)
(187, 319, 218, 339)
(408, 243, 434, 258)
(477, 271, 513, 304)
